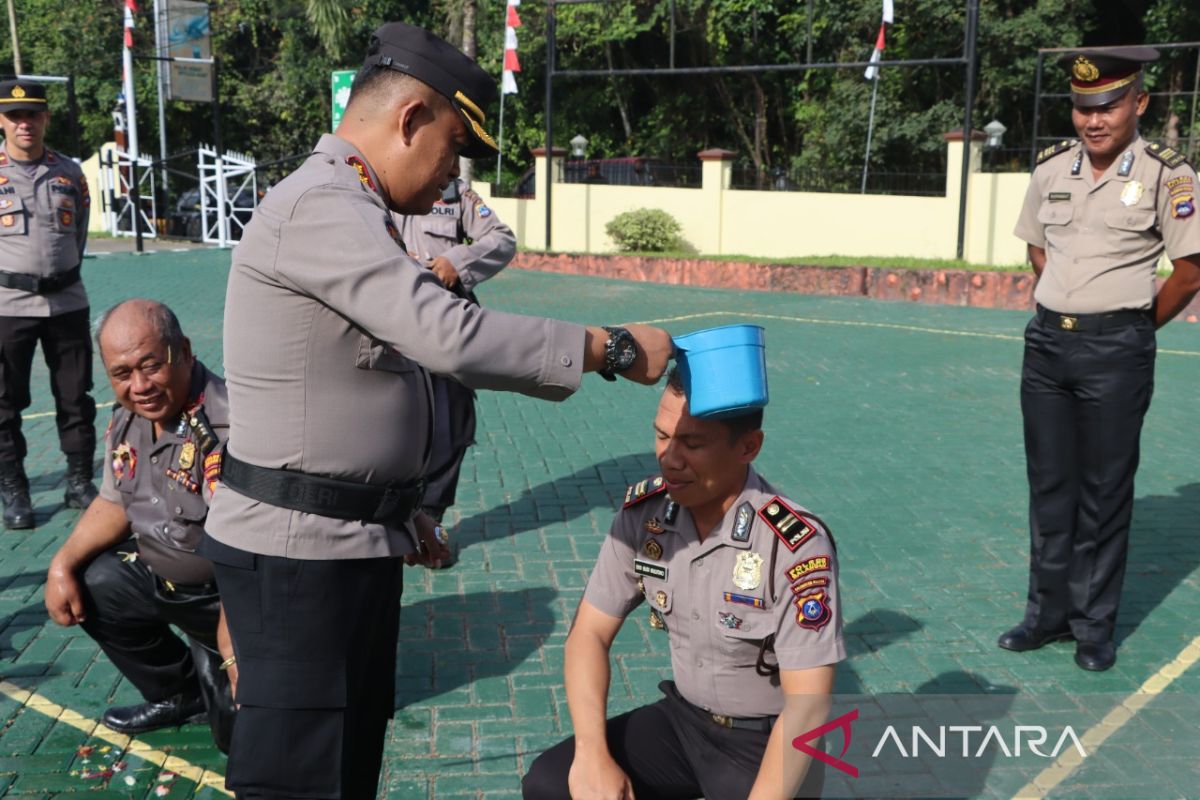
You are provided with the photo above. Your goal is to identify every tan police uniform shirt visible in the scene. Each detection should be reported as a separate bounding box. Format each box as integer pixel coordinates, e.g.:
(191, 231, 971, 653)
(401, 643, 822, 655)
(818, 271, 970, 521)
(583, 469, 845, 719)
(0, 142, 90, 316)
(395, 178, 516, 292)
(1014, 136, 1200, 314)
(99, 361, 228, 585)
(206, 134, 586, 560)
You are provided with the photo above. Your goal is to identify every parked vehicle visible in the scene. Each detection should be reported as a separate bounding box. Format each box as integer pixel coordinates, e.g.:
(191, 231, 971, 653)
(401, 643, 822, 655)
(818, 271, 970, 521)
(167, 186, 257, 240)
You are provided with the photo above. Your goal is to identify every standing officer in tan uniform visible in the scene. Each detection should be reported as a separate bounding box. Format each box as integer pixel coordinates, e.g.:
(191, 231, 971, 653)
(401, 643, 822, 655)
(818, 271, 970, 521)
(1001, 47, 1200, 672)
(202, 22, 672, 800)
(395, 177, 516, 565)
(0, 79, 97, 529)
(43, 299, 233, 751)
(522, 369, 843, 800)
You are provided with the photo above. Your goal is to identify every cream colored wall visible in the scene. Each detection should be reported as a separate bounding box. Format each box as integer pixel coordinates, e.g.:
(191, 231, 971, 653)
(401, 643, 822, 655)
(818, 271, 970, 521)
(80, 145, 111, 234)
(472, 141, 1037, 266)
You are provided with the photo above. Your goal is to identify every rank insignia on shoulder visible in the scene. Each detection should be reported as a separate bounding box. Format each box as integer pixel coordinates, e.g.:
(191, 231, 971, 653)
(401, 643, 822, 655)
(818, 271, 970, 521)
(634, 559, 667, 580)
(758, 497, 817, 551)
(787, 554, 830, 583)
(731, 501, 754, 542)
(795, 591, 832, 631)
(1146, 142, 1189, 169)
(723, 591, 765, 609)
(1036, 139, 1074, 164)
(624, 476, 667, 508)
(643, 539, 663, 560)
(346, 155, 376, 191)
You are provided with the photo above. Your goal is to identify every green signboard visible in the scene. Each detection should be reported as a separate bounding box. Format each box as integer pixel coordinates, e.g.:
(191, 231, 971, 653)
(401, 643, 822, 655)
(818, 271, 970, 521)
(331, 70, 355, 131)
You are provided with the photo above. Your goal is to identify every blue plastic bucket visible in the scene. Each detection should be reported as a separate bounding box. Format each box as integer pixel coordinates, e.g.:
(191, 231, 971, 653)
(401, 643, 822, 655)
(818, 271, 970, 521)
(673, 324, 768, 418)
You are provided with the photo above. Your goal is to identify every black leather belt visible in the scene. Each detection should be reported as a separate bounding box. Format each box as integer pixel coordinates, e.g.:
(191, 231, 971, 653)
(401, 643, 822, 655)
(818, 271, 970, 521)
(666, 681, 777, 733)
(0, 264, 81, 294)
(1035, 304, 1150, 333)
(220, 450, 425, 527)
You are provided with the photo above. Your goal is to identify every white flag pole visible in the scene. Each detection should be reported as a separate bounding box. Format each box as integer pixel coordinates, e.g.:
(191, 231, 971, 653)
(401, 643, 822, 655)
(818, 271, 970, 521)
(861, 72, 881, 194)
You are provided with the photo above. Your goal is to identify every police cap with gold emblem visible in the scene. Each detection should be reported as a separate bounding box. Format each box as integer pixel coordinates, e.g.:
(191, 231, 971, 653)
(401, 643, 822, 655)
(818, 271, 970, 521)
(0, 79, 48, 114)
(1063, 46, 1158, 108)
(361, 22, 498, 158)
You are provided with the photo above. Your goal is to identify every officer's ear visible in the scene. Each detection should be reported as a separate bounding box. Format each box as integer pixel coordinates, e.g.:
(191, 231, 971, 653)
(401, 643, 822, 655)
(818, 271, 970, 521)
(174, 336, 193, 366)
(1134, 90, 1149, 117)
(396, 98, 431, 146)
(736, 429, 764, 464)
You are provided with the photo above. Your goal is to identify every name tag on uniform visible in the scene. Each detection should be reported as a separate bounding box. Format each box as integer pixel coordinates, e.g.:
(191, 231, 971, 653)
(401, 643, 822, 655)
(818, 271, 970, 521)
(634, 559, 667, 580)
(1048, 192, 1071, 202)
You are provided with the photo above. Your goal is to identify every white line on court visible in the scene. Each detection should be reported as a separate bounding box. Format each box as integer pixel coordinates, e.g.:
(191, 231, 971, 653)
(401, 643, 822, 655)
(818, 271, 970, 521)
(0, 680, 230, 794)
(639, 309, 1200, 357)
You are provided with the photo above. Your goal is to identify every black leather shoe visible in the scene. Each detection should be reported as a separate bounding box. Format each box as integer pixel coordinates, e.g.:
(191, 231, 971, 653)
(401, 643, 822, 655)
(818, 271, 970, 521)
(0, 463, 33, 530)
(997, 625, 1072, 652)
(63, 454, 99, 510)
(1075, 641, 1116, 672)
(100, 694, 207, 734)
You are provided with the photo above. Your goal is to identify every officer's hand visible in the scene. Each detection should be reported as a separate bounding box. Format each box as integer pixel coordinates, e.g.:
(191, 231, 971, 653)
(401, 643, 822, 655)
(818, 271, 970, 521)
(619, 323, 673, 385)
(406, 512, 451, 568)
(429, 257, 461, 290)
(568, 753, 635, 800)
(217, 604, 239, 705)
(44, 567, 86, 627)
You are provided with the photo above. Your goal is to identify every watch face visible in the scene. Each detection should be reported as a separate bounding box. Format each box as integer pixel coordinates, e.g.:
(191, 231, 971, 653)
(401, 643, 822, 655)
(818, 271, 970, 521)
(614, 336, 638, 369)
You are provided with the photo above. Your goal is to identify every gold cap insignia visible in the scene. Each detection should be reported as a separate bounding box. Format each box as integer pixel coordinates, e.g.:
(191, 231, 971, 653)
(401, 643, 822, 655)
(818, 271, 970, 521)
(11, 85, 25, 98)
(1072, 56, 1100, 83)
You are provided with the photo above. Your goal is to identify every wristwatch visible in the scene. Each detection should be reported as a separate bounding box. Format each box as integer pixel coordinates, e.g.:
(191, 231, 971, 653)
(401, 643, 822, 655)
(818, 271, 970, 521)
(599, 326, 638, 382)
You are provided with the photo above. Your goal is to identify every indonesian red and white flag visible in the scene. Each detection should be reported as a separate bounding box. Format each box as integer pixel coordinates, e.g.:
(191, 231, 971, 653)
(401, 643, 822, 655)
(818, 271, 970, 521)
(124, 0, 138, 49)
(502, 0, 521, 95)
(864, 0, 894, 80)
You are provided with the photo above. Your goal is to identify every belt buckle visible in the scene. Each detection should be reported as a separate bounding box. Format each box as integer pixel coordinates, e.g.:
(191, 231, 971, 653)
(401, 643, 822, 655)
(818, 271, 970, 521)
(710, 714, 733, 728)
(1059, 315, 1079, 331)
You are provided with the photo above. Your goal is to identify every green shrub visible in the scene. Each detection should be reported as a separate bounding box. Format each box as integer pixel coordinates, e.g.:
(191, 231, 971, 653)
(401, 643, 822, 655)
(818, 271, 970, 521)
(605, 208, 683, 252)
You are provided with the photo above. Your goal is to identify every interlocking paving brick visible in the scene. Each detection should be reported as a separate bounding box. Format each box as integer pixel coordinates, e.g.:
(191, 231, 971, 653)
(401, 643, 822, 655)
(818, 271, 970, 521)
(2, 250, 1200, 796)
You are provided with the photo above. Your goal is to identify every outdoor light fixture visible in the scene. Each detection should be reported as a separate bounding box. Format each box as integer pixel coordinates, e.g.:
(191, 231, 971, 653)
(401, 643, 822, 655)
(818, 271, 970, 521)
(570, 134, 589, 158)
(984, 119, 1007, 150)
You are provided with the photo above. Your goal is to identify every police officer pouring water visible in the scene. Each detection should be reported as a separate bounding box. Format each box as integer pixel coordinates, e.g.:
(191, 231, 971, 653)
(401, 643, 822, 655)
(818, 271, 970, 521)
(1001, 47, 1200, 672)
(202, 22, 672, 799)
(0, 79, 97, 529)
(394, 177, 517, 566)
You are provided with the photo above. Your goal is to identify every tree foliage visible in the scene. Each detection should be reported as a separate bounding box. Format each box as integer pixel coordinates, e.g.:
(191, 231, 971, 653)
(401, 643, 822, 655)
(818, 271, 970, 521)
(0, 0, 1196, 190)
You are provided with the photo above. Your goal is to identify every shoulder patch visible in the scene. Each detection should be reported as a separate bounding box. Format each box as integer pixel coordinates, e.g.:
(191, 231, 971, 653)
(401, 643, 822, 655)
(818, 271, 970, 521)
(757, 496, 817, 551)
(1037, 139, 1075, 165)
(1146, 142, 1190, 170)
(623, 476, 667, 508)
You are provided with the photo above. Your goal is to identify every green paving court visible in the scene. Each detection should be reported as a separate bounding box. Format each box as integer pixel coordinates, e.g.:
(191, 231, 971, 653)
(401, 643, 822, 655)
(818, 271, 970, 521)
(3, 249, 1200, 798)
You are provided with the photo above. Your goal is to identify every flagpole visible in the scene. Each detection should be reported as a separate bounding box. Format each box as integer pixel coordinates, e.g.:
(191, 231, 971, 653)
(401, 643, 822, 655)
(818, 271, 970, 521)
(497, 91, 506, 184)
(861, 73, 880, 194)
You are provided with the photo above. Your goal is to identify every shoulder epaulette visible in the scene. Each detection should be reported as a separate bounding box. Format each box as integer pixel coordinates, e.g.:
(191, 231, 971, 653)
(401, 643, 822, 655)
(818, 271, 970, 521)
(1037, 140, 1075, 165)
(757, 496, 817, 552)
(1145, 142, 1190, 170)
(186, 407, 221, 456)
(623, 475, 667, 508)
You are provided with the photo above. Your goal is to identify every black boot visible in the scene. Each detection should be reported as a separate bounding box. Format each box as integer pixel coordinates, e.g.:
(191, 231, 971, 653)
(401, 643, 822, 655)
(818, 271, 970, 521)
(0, 462, 33, 530)
(63, 453, 99, 510)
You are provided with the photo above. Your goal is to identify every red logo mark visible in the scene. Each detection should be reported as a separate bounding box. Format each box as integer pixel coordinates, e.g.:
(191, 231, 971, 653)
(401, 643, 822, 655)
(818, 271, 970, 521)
(791, 708, 859, 778)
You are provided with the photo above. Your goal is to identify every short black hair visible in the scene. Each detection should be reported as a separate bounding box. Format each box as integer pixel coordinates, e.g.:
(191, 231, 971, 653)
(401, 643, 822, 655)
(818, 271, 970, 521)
(665, 366, 763, 440)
